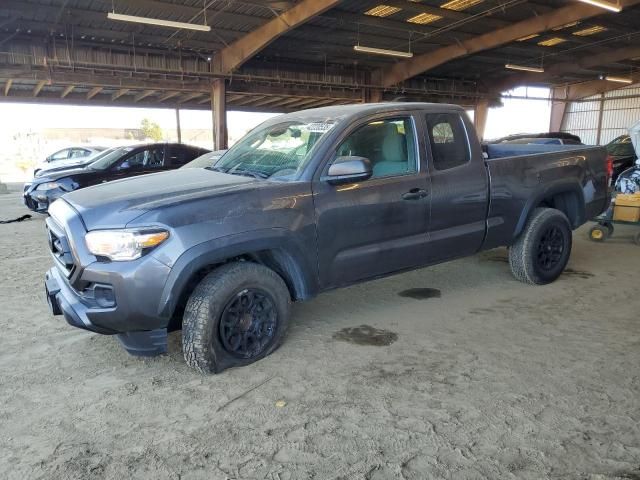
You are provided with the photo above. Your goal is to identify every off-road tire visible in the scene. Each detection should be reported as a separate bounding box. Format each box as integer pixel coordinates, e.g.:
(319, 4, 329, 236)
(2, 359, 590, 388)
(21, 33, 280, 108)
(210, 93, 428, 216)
(509, 207, 572, 285)
(182, 262, 291, 374)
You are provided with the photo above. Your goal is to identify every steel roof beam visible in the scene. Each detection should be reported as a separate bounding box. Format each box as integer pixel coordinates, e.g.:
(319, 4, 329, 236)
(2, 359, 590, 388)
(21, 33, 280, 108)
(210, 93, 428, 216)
(86, 86, 103, 99)
(493, 45, 640, 92)
(559, 73, 640, 100)
(32, 80, 46, 97)
(374, 0, 640, 88)
(213, 0, 342, 73)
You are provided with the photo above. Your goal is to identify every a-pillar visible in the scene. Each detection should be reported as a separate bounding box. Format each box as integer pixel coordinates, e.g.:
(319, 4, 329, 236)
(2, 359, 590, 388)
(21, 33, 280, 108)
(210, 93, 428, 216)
(211, 79, 228, 150)
(474, 99, 489, 141)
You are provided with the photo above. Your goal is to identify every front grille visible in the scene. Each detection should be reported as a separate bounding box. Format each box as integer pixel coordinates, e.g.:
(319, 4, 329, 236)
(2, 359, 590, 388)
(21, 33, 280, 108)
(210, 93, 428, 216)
(47, 222, 75, 276)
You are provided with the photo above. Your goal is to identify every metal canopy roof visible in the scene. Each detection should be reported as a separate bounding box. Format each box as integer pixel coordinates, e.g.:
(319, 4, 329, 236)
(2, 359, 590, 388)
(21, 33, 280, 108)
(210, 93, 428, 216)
(0, 0, 639, 111)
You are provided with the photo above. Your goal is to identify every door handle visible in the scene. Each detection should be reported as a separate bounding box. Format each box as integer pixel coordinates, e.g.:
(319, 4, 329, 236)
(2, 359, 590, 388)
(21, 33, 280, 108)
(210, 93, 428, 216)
(402, 188, 429, 200)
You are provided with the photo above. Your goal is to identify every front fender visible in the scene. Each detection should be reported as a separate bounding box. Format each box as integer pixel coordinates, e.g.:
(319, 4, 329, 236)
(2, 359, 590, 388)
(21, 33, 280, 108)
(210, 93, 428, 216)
(157, 228, 318, 319)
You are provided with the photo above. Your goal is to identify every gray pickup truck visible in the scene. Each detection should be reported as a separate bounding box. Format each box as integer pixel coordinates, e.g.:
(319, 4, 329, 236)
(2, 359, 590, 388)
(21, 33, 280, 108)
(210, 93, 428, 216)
(44, 103, 611, 373)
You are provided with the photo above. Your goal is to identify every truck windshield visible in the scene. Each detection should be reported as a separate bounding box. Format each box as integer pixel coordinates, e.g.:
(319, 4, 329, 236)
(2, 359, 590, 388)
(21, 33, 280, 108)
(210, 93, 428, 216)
(212, 120, 337, 180)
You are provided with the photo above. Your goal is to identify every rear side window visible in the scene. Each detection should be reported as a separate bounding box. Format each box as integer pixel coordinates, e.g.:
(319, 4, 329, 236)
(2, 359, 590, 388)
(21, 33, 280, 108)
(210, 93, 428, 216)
(167, 146, 199, 166)
(117, 147, 165, 170)
(425, 113, 470, 171)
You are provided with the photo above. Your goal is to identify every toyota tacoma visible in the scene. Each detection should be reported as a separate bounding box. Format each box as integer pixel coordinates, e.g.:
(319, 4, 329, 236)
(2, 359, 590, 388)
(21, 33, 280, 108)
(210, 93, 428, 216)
(44, 103, 611, 373)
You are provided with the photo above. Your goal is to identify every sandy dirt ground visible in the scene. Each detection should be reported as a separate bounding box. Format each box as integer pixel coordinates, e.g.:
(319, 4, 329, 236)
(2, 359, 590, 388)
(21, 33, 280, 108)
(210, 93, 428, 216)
(0, 186, 639, 480)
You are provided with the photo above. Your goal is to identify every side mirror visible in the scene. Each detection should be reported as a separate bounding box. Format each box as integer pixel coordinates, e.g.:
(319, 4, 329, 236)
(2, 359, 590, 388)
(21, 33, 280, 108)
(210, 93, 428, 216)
(324, 156, 372, 185)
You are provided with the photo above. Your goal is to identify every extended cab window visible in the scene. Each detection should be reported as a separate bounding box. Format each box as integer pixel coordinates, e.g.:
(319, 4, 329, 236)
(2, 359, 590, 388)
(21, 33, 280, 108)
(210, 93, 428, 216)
(334, 117, 417, 179)
(425, 113, 470, 171)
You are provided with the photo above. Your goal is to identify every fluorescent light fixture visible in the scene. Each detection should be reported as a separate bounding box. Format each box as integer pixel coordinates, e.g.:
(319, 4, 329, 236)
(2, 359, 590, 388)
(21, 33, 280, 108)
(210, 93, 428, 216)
(407, 13, 442, 24)
(354, 45, 413, 58)
(505, 64, 545, 73)
(107, 12, 211, 32)
(538, 37, 567, 47)
(552, 21, 580, 31)
(440, 0, 484, 11)
(573, 25, 607, 36)
(516, 33, 539, 41)
(605, 75, 633, 84)
(364, 5, 402, 17)
(575, 0, 621, 12)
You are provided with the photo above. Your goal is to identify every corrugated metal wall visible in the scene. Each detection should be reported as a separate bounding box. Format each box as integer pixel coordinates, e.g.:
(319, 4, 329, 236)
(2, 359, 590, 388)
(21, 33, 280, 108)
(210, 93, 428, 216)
(562, 83, 640, 145)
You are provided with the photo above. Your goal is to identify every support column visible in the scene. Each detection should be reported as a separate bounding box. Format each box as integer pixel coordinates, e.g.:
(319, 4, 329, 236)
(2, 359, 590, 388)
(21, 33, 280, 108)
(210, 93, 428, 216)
(211, 79, 228, 150)
(175, 108, 182, 143)
(474, 99, 489, 141)
(368, 88, 383, 103)
(596, 93, 605, 145)
(549, 86, 567, 132)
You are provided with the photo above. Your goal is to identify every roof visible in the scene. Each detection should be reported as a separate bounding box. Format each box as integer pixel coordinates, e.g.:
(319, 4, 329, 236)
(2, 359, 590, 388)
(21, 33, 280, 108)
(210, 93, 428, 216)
(0, 0, 638, 110)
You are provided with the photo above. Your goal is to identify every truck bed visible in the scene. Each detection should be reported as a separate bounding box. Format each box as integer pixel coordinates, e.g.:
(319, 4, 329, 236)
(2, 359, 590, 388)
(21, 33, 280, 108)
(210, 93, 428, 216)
(480, 142, 610, 250)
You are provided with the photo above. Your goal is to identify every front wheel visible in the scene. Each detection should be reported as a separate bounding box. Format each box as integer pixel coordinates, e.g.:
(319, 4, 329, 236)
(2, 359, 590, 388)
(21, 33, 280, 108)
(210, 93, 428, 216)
(509, 208, 572, 285)
(182, 262, 291, 374)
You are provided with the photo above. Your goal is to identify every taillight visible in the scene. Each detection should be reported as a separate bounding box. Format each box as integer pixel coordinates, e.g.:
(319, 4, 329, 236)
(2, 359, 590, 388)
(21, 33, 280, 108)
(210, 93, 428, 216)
(606, 154, 614, 182)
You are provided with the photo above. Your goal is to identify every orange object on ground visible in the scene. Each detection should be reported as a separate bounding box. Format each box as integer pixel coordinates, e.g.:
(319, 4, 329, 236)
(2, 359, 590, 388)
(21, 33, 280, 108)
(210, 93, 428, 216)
(613, 193, 640, 222)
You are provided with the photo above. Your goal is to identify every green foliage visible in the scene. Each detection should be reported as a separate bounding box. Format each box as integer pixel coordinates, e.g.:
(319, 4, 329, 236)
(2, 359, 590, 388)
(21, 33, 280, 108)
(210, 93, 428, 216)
(140, 118, 163, 141)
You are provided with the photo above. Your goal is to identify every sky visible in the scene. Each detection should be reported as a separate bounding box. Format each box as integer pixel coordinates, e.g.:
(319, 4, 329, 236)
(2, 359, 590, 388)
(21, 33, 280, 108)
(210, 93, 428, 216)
(0, 85, 552, 143)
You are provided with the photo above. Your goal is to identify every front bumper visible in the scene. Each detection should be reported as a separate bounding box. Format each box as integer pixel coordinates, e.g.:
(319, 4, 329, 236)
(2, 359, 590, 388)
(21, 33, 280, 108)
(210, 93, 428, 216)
(45, 255, 172, 356)
(23, 187, 63, 213)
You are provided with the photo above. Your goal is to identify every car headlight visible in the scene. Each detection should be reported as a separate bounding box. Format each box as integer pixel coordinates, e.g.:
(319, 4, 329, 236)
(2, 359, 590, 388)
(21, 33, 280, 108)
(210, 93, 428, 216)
(36, 182, 61, 191)
(85, 229, 169, 261)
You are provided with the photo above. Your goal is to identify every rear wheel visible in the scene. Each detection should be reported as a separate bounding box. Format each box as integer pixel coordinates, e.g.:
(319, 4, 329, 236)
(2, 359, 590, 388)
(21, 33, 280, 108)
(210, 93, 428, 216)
(509, 208, 572, 285)
(182, 262, 291, 374)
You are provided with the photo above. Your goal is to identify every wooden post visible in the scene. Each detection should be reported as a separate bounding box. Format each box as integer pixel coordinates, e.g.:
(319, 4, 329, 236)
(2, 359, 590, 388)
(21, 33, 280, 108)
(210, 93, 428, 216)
(474, 99, 489, 141)
(211, 79, 228, 150)
(549, 87, 568, 132)
(175, 108, 182, 143)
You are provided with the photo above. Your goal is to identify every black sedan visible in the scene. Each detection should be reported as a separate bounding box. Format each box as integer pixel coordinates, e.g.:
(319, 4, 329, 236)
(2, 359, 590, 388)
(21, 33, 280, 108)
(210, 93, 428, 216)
(24, 143, 209, 212)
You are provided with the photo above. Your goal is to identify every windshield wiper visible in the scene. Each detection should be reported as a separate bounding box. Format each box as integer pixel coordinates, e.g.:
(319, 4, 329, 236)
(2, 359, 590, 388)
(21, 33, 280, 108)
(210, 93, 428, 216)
(230, 169, 269, 180)
(208, 166, 228, 173)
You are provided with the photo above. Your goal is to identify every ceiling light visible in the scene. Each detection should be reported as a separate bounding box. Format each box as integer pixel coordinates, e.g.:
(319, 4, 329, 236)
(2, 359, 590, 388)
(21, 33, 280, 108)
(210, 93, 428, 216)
(552, 21, 580, 31)
(575, 0, 621, 12)
(573, 25, 607, 36)
(407, 13, 442, 24)
(538, 37, 567, 47)
(364, 5, 402, 17)
(505, 64, 545, 73)
(516, 34, 539, 41)
(440, 0, 483, 11)
(107, 12, 211, 32)
(604, 75, 633, 84)
(354, 45, 413, 58)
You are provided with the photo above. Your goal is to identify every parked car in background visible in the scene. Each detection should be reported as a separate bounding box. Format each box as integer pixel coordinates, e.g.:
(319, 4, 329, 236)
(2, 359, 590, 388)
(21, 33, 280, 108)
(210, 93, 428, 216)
(606, 134, 637, 182)
(34, 146, 107, 176)
(498, 137, 583, 145)
(24, 143, 209, 212)
(35, 147, 119, 178)
(489, 132, 583, 145)
(42, 103, 610, 373)
(181, 150, 227, 169)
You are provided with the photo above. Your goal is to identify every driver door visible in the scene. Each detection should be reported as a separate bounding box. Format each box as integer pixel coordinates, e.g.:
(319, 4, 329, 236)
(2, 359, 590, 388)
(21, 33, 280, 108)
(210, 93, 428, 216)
(312, 115, 431, 289)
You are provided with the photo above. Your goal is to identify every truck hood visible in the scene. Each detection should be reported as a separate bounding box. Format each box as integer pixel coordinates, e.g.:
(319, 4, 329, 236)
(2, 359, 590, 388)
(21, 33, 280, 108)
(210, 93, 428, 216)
(62, 168, 256, 230)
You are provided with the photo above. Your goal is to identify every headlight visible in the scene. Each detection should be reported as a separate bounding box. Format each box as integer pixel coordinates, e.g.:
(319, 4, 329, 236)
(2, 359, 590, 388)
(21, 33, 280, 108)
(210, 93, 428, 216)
(36, 182, 61, 191)
(85, 229, 169, 261)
